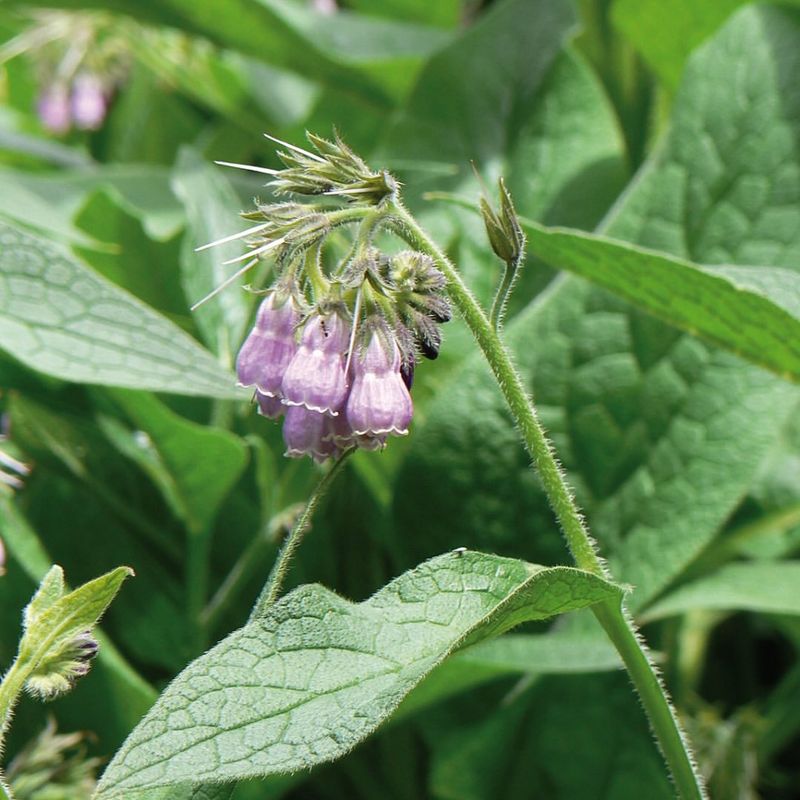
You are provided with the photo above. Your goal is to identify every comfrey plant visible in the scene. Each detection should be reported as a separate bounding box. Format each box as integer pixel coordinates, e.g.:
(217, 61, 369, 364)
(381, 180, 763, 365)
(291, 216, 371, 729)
(198, 134, 450, 462)
(89, 134, 707, 800)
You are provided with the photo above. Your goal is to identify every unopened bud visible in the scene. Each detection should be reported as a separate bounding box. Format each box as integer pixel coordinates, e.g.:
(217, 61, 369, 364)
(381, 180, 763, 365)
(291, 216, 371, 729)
(25, 630, 99, 700)
(480, 178, 525, 266)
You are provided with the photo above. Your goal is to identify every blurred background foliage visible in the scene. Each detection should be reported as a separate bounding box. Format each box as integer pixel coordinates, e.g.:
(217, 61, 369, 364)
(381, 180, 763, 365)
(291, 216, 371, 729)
(0, 0, 799, 797)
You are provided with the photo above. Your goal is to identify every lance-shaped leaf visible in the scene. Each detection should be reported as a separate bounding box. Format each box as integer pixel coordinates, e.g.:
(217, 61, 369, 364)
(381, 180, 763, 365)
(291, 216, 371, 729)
(521, 221, 800, 382)
(0, 218, 242, 399)
(19, 566, 133, 664)
(641, 561, 800, 622)
(96, 551, 621, 796)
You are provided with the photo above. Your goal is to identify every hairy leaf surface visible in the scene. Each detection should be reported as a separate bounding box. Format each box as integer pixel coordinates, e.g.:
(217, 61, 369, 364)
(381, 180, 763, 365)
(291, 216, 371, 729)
(396, 6, 800, 609)
(0, 218, 241, 398)
(522, 221, 800, 382)
(96, 551, 620, 795)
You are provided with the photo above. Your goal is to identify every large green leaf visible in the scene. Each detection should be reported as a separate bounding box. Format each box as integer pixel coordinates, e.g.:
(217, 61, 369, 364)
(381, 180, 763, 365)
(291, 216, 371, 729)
(611, 0, 800, 89)
(3, 165, 184, 241)
(0, 217, 241, 398)
(521, 221, 800, 382)
(396, 627, 621, 720)
(642, 562, 800, 621)
(109, 389, 248, 535)
(427, 671, 674, 800)
(381, 2, 625, 310)
(96, 551, 621, 796)
(383, 0, 578, 179)
(395, 5, 800, 610)
(172, 148, 253, 363)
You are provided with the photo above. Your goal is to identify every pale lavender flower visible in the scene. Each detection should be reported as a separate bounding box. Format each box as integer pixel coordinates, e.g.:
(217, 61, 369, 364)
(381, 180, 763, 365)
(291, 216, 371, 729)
(70, 73, 107, 130)
(283, 405, 339, 463)
(256, 391, 285, 419)
(346, 331, 412, 438)
(236, 293, 300, 397)
(281, 312, 350, 415)
(37, 85, 71, 134)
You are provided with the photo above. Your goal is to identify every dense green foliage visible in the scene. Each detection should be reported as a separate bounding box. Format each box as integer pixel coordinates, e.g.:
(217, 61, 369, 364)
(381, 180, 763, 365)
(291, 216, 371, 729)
(0, 1, 798, 798)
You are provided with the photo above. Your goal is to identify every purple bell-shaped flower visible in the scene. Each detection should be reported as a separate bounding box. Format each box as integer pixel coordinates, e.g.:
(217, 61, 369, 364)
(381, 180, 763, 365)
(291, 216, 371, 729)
(256, 391, 285, 419)
(71, 73, 107, 130)
(281, 312, 350, 415)
(346, 331, 412, 438)
(38, 85, 71, 134)
(236, 293, 300, 398)
(283, 405, 340, 463)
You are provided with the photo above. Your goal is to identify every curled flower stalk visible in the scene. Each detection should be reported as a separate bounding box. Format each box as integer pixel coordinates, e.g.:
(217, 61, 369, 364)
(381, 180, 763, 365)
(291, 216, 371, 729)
(200, 132, 704, 800)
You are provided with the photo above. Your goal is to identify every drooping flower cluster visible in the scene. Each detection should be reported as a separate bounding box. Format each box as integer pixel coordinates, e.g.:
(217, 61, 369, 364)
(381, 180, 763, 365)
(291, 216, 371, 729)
(199, 133, 451, 462)
(38, 73, 108, 133)
(0, 10, 131, 134)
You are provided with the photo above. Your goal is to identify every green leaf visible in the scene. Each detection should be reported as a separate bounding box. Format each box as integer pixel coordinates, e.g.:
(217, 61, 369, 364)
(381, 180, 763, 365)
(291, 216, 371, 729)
(521, 221, 800, 382)
(23, 565, 65, 630)
(0, 217, 242, 398)
(641, 562, 800, 621)
(19, 566, 133, 665)
(396, 628, 622, 720)
(427, 671, 674, 800)
(611, 0, 800, 89)
(3, 165, 184, 241)
(109, 389, 248, 535)
(96, 551, 621, 796)
(102, 786, 234, 800)
(383, 0, 577, 175)
(396, 5, 800, 609)
(347, 0, 461, 28)
(383, 8, 626, 304)
(74, 189, 188, 320)
(172, 148, 253, 363)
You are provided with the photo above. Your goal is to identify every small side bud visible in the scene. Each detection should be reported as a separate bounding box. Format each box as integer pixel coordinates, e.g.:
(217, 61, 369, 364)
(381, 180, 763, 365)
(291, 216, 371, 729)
(482, 178, 526, 330)
(480, 177, 525, 267)
(25, 630, 99, 700)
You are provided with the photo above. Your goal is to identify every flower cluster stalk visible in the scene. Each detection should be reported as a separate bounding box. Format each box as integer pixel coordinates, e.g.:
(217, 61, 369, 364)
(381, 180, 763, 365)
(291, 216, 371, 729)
(386, 199, 706, 800)
(249, 449, 354, 620)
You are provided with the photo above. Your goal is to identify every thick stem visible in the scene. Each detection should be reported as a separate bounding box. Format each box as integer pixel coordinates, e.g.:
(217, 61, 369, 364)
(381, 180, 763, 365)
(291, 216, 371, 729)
(249, 450, 354, 621)
(389, 200, 705, 800)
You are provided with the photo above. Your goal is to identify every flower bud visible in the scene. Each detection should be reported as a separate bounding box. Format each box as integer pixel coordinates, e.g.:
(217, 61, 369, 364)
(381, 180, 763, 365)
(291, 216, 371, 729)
(480, 178, 525, 266)
(25, 630, 99, 700)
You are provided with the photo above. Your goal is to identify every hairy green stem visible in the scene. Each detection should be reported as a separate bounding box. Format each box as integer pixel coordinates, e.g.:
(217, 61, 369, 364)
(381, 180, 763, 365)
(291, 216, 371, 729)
(0, 660, 28, 760)
(488, 257, 518, 331)
(250, 450, 354, 621)
(389, 199, 705, 800)
(0, 776, 14, 800)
